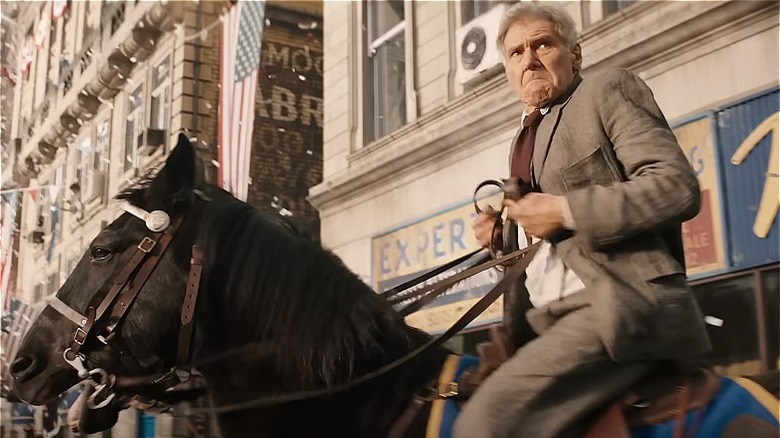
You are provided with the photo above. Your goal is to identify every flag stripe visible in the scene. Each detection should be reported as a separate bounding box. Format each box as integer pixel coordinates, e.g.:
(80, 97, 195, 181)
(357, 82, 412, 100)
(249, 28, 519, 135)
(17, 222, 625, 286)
(218, 1, 266, 201)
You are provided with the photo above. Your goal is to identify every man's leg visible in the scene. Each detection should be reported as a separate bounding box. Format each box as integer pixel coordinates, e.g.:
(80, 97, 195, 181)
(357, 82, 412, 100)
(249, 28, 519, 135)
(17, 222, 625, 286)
(453, 303, 651, 438)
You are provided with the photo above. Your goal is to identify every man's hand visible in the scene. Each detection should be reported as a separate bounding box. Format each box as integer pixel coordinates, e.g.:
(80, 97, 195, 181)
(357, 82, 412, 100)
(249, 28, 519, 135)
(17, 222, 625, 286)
(472, 210, 502, 249)
(504, 193, 567, 238)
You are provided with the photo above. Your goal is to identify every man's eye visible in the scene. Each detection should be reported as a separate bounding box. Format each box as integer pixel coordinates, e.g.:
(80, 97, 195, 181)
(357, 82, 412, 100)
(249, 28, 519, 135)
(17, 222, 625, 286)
(90, 247, 111, 262)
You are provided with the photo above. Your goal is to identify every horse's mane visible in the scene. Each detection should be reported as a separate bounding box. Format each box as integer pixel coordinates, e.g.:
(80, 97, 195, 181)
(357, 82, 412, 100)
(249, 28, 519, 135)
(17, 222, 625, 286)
(191, 187, 428, 388)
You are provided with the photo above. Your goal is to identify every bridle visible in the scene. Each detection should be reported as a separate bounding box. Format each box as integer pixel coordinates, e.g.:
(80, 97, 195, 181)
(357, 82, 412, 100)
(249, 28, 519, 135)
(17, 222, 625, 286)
(45, 203, 204, 409)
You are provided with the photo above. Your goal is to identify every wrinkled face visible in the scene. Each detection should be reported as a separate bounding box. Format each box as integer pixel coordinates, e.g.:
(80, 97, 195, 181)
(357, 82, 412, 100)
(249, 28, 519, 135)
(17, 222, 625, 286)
(10, 135, 199, 405)
(501, 17, 581, 108)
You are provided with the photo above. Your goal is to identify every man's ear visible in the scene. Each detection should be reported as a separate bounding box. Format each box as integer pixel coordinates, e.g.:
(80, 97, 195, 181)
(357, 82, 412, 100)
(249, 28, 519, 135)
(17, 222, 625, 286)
(571, 43, 582, 73)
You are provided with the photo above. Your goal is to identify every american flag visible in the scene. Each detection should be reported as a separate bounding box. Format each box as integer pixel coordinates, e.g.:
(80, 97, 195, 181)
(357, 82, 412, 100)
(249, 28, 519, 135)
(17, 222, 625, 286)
(218, 0, 267, 201)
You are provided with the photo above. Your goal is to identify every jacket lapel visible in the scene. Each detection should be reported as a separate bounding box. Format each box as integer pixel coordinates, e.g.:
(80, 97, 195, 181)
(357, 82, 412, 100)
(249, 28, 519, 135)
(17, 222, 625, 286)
(532, 75, 582, 185)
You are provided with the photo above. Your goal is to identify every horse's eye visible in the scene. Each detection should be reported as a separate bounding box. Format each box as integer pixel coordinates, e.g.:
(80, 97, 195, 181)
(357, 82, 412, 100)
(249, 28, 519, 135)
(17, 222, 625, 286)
(90, 247, 112, 262)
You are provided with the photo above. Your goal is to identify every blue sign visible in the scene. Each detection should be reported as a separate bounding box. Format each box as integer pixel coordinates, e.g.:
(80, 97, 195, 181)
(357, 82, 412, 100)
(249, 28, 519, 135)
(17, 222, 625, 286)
(716, 88, 779, 270)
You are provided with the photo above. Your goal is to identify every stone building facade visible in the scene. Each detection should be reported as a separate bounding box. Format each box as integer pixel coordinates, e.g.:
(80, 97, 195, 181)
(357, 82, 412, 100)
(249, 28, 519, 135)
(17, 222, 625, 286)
(312, 0, 779, 375)
(1, 0, 322, 436)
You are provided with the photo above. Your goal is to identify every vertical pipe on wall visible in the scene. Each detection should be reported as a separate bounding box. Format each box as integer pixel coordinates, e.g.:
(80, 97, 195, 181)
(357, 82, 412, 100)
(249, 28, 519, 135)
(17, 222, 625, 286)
(754, 270, 770, 373)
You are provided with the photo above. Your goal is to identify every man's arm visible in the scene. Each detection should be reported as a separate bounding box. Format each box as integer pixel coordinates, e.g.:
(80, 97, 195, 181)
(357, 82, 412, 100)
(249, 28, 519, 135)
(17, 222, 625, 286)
(565, 69, 700, 249)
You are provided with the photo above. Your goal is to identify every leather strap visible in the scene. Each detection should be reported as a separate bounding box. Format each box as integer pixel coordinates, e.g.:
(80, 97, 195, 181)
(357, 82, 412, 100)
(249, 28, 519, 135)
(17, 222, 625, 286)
(386, 396, 426, 438)
(48, 296, 88, 326)
(396, 243, 540, 317)
(177, 245, 203, 366)
(101, 218, 182, 339)
(94, 238, 160, 321)
(67, 307, 96, 359)
(380, 248, 483, 300)
(389, 252, 490, 307)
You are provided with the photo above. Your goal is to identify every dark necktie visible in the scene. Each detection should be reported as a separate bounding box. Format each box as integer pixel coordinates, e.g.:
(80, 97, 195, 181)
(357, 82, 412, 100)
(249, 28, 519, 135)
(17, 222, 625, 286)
(510, 109, 544, 184)
(505, 108, 543, 254)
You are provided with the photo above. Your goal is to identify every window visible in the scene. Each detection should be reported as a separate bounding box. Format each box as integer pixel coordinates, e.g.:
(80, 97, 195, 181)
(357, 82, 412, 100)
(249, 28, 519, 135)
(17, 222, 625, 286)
(88, 117, 109, 201)
(150, 58, 170, 132)
(365, 0, 406, 142)
(462, 0, 494, 24)
(74, 136, 90, 202)
(123, 85, 144, 173)
(602, 0, 635, 17)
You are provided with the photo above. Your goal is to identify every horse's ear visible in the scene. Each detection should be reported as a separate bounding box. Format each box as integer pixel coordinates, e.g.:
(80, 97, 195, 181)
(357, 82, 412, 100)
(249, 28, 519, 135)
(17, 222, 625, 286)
(147, 133, 198, 212)
(165, 133, 197, 194)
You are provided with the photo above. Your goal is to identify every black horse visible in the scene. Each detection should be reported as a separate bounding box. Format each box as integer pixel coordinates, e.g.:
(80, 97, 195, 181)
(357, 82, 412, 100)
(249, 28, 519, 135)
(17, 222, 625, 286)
(10, 135, 451, 437)
(10, 135, 779, 437)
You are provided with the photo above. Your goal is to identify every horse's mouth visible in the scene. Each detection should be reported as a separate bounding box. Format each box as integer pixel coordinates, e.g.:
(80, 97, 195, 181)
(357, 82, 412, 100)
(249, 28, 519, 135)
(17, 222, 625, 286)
(13, 366, 79, 405)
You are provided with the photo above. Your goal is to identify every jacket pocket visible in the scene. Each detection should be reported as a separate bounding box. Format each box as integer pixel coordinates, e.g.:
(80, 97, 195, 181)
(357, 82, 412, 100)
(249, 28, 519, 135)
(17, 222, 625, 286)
(561, 146, 621, 191)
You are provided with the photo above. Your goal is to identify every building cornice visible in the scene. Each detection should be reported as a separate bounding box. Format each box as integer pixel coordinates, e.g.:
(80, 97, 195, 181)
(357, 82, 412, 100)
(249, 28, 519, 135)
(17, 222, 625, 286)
(308, 0, 778, 213)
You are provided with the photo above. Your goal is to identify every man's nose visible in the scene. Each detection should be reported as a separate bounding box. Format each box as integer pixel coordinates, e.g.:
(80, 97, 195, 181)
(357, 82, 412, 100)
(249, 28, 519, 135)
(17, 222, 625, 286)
(519, 49, 541, 71)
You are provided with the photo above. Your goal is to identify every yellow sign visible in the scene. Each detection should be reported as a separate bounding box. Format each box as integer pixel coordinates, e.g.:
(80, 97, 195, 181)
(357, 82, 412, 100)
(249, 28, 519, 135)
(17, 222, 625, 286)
(674, 117, 727, 276)
(372, 194, 503, 334)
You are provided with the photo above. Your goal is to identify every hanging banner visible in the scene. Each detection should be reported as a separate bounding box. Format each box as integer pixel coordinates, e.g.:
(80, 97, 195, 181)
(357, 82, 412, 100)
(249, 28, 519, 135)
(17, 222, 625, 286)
(673, 116, 727, 277)
(372, 194, 503, 334)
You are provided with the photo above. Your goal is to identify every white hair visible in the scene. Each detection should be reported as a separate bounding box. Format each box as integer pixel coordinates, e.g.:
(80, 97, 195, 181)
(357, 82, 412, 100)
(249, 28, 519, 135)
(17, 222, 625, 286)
(496, 3, 579, 50)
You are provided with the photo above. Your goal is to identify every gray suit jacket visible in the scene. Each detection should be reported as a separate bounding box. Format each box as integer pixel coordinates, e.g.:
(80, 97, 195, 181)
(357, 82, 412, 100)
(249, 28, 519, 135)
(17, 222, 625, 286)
(513, 68, 711, 362)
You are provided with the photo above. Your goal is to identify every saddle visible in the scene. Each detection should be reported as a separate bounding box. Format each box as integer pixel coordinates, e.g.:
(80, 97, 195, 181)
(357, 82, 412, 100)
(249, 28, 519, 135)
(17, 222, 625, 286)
(457, 325, 721, 438)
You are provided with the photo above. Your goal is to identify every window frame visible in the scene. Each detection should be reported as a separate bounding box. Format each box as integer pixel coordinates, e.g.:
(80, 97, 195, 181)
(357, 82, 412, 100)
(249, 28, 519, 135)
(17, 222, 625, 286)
(360, 0, 416, 146)
(149, 55, 172, 133)
(122, 83, 145, 175)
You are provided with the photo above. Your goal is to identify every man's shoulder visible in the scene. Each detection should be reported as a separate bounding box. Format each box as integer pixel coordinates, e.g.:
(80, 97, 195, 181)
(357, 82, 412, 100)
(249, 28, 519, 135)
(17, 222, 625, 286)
(579, 68, 647, 95)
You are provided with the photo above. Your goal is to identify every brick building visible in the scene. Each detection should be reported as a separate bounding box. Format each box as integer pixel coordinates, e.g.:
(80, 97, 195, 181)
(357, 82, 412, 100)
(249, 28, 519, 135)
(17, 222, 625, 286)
(312, 0, 779, 376)
(1, 0, 322, 436)
(248, 4, 323, 239)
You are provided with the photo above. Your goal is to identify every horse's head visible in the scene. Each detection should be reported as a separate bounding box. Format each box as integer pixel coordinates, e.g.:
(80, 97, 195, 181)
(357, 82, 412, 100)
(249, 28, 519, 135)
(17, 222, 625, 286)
(11, 134, 203, 405)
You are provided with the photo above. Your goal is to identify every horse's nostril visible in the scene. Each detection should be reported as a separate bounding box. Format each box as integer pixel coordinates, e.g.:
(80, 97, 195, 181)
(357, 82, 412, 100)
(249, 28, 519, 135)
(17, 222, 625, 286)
(10, 356, 43, 382)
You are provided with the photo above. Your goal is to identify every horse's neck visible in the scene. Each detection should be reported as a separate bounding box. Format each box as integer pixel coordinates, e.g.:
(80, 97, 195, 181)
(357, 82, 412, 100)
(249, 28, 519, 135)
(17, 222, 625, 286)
(197, 334, 451, 437)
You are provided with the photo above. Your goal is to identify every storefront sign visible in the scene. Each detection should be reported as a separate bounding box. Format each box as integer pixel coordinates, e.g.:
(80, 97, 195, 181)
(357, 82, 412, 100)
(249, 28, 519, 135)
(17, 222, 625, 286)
(673, 116, 727, 277)
(716, 88, 780, 270)
(372, 195, 503, 334)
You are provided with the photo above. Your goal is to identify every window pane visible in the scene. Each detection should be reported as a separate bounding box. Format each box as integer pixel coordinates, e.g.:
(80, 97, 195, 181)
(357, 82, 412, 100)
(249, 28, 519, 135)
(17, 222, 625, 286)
(150, 86, 170, 130)
(693, 274, 760, 377)
(369, 0, 404, 41)
(603, 0, 635, 17)
(96, 118, 110, 171)
(763, 268, 779, 370)
(151, 60, 170, 131)
(462, 0, 494, 24)
(372, 33, 406, 139)
(124, 117, 135, 172)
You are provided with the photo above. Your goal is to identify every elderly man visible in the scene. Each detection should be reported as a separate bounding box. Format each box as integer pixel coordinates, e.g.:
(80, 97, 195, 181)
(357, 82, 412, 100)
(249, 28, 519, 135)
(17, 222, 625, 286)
(455, 3, 711, 438)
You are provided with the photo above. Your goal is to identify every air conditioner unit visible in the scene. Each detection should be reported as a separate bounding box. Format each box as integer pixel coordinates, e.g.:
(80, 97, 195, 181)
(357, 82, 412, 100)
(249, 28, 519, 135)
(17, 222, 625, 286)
(455, 3, 508, 86)
(137, 128, 166, 156)
(30, 230, 45, 244)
